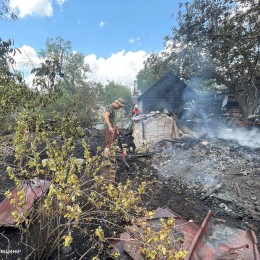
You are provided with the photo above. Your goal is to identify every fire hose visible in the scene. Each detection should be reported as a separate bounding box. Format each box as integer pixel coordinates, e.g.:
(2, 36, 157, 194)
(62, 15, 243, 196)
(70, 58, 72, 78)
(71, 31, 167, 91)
(115, 124, 130, 168)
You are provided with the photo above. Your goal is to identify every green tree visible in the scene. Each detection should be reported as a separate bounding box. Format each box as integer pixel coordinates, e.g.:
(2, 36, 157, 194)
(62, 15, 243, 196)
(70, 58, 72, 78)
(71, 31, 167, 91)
(0, 38, 39, 129)
(102, 81, 132, 113)
(39, 36, 72, 65)
(0, 5, 65, 130)
(0, 0, 17, 20)
(136, 54, 166, 93)
(39, 37, 103, 126)
(140, 0, 260, 116)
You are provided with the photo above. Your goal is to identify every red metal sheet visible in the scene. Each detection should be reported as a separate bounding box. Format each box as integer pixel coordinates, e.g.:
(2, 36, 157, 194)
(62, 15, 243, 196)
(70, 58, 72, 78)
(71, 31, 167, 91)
(186, 210, 260, 260)
(149, 208, 200, 251)
(108, 207, 200, 259)
(0, 179, 51, 226)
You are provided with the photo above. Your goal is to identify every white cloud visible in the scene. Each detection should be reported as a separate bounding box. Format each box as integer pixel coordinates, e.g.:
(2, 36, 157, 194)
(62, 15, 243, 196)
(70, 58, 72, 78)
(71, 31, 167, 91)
(84, 50, 148, 89)
(12, 46, 148, 91)
(128, 36, 141, 45)
(56, 0, 66, 5)
(99, 21, 105, 28)
(9, 0, 66, 18)
(13, 45, 44, 87)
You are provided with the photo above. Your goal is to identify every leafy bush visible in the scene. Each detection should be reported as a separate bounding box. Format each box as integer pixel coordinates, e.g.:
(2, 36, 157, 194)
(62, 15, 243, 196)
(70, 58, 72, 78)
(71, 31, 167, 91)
(5, 111, 149, 259)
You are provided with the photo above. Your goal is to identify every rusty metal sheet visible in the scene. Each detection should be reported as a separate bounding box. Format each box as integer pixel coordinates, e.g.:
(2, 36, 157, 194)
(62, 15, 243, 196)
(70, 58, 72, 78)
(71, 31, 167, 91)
(109, 208, 260, 260)
(147, 208, 199, 251)
(108, 207, 200, 259)
(186, 210, 260, 260)
(108, 240, 131, 260)
(121, 232, 145, 260)
(0, 179, 51, 226)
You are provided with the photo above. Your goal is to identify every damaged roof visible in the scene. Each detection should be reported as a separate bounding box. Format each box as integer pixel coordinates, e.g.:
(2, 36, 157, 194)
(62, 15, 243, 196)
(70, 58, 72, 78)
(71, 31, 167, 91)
(138, 70, 199, 114)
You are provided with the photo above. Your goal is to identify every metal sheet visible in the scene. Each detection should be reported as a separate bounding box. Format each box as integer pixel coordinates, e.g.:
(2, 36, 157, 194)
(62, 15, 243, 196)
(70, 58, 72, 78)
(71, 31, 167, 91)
(108, 207, 200, 259)
(186, 210, 260, 260)
(109, 208, 260, 260)
(0, 179, 51, 226)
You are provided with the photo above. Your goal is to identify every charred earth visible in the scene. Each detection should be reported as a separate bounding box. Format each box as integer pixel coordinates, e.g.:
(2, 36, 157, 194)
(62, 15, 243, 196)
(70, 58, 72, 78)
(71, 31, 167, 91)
(0, 127, 260, 259)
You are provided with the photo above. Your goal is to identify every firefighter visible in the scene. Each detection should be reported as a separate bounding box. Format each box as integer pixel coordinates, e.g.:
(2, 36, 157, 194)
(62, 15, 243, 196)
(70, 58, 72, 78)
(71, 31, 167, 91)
(180, 100, 195, 123)
(132, 104, 141, 117)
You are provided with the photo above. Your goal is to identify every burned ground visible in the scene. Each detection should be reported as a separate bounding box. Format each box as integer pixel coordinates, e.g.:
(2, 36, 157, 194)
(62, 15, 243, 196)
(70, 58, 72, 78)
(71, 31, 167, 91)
(0, 128, 260, 259)
(92, 127, 260, 253)
(114, 128, 260, 252)
(151, 137, 260, 233)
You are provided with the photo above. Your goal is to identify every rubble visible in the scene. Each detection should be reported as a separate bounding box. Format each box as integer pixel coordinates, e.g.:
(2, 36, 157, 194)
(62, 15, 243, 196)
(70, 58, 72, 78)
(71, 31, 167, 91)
(152, 135, 260, 219)
(109, 208, 260, 260)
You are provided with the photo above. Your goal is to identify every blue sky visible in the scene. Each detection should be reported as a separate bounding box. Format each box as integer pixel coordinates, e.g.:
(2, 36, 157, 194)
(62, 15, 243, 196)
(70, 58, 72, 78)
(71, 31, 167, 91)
(1, 0, 185, 89)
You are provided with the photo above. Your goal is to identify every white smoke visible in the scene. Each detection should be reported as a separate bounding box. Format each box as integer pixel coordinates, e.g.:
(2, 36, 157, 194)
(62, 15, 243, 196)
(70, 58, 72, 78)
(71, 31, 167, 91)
(218, 128, 260, 149)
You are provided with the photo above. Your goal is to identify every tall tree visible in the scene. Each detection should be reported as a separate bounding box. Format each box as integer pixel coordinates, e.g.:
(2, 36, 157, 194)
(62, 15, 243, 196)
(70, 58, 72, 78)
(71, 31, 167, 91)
(0, 3, 64, 130)
(0, 38, 39, 121)
(102, 81, 132, 113)
(141, 0, 260, 116)
(39, 37, 72, 70)
(172, 0, 260, 115)
(39, 37, 103, 126)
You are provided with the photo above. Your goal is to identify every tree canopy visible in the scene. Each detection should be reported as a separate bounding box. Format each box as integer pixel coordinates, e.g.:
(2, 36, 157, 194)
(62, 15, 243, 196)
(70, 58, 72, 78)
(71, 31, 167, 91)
(0, 0, 17, 20)
(38, 37, 104, 125)
(102, 81, 132, 113)
(169, 0, 260, 87)
(136, 0, 260, 115)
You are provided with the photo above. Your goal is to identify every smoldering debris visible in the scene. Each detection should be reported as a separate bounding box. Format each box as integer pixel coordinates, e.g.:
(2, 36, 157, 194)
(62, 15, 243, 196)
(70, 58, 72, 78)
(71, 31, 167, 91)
(217, 128, 260, 149)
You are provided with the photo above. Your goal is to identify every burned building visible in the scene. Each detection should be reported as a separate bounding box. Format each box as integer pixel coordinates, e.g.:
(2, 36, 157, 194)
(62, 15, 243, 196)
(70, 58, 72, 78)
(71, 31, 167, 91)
(138, 70, 199, 115)
(133, 71, 260, 151)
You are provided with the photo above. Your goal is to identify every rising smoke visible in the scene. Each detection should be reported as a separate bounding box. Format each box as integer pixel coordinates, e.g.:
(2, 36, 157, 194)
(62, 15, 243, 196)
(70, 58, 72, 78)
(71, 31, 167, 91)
(217, 128, 260, 149)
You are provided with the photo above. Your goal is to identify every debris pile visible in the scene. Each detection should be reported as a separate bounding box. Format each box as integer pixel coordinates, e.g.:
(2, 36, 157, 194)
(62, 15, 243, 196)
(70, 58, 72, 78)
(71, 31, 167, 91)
(152, 135, 260, 218)
(109, 208, 260, 260)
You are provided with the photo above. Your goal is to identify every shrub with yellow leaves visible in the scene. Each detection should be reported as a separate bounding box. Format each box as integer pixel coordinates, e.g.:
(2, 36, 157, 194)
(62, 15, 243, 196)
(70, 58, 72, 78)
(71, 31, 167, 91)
(137, 214, 187, 260)
(5, 111, 150, 259)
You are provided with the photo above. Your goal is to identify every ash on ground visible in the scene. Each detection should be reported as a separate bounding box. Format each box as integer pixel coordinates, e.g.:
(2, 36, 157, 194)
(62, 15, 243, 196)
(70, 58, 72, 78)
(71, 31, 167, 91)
(143, 133, 260, 246)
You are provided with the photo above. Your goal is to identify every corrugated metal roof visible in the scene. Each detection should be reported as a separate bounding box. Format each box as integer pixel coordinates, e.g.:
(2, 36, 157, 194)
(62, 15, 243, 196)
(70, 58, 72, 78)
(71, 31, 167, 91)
(0, 179, 51, 227)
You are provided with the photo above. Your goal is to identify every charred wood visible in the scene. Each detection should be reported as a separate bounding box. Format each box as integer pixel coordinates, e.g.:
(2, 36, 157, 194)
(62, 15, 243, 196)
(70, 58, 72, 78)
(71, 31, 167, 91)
(235, 182, 243, 199)
(200, 183, 223, 200)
